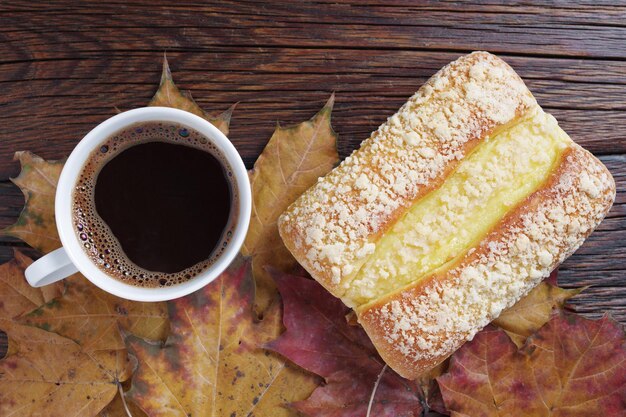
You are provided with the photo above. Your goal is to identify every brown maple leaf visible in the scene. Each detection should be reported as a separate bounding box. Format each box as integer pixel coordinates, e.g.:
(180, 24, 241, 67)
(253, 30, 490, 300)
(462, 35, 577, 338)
(0, 252, 143, 416)
(242, 95, 339, 312)
(149, 56, 235, 136)
(3, 151, 64, 253)
(266, 269, 424, 417)
(0, 249, 63, 319)
(21, 274, 169, 383)
(492, 281, 583, 347)
(125, 257, 319, 417)
(437, 312, 626, 416)
(0, 319, 118, 416)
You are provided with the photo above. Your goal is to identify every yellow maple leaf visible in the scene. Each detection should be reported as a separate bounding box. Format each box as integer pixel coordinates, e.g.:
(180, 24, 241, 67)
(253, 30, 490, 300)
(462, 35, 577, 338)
(149, 56, 235, 136)
(492, 282, 583, 347)
(126, 257, 319, 417)
(0, 319, 118, 416)
(0, 249, 63, 319)
(0, 57, 239, 395)
(4, 151, 64, 254)
(21, 274, 169, 383)
(242, 95, 339, 311)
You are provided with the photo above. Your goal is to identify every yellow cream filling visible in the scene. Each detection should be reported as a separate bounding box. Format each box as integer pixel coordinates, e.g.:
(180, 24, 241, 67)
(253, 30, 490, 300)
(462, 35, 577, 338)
(345, 110, 571, 307)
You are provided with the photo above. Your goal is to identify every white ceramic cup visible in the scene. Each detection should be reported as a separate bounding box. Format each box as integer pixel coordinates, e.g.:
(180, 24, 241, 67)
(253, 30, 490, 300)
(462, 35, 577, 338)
(24, 107, 251, 302)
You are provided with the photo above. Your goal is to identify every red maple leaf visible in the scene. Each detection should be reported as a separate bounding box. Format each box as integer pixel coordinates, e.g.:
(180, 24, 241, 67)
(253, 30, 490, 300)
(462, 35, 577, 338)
(265, 270, 424, 417)
(546, 269, 558, 285)
(437, 311, 626, 416)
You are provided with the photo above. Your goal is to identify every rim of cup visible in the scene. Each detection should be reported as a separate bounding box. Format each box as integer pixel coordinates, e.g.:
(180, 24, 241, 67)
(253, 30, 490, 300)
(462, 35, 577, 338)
(56, 107, 251, 302)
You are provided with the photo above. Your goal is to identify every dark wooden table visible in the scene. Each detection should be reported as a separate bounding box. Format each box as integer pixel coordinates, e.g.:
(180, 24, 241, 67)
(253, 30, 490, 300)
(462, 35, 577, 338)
(0, 1, 624, 325)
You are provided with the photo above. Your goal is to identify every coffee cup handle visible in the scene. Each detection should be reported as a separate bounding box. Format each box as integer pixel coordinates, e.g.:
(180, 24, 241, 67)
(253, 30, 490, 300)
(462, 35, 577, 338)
(25, 247, 79, 287)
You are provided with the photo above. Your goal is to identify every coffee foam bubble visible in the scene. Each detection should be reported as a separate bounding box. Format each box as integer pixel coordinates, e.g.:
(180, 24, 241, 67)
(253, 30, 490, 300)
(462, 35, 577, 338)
(73, 122, 239, 288)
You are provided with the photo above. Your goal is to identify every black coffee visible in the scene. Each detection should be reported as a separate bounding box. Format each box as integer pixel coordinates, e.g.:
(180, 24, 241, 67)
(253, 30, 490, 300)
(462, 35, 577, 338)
(73, 122, 238, 288)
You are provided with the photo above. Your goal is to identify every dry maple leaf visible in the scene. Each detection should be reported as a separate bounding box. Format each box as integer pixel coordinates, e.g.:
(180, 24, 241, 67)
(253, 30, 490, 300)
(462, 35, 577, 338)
(266, 270, 424, 417)
(20, 273, 168, 384)
(0, 319, 118, 416)
(242, 95, 339, 311)
(0, 249, 63, 319)
(3, 151, 64, 253)
(149, 55, 235, 136)
(0, 252, 145, 416)
(492, 281, 582, 347)
(125, 256, 319, 417)
(22, 275, 168, 353)
(437, 312, 626, 417)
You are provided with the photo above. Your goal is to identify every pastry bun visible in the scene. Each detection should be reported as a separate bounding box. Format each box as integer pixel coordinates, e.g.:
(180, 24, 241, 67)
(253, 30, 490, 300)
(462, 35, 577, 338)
(278, 52, 615, 379)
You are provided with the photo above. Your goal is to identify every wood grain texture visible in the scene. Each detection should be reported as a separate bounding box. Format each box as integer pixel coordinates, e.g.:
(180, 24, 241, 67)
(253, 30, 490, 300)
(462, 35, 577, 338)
(1, 50, 626, 177)
(0, 0, 623, 348)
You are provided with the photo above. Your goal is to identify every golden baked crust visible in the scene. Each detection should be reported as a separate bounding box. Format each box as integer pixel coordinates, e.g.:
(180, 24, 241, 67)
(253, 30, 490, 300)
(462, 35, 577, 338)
(357, 145, 615, 379)
(278, 51, 537, 298)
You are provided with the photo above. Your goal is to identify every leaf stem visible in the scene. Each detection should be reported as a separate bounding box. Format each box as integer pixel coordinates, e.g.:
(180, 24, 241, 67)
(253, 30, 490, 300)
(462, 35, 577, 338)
(118, 382, 133, 417)
(366, 364, 387, 417)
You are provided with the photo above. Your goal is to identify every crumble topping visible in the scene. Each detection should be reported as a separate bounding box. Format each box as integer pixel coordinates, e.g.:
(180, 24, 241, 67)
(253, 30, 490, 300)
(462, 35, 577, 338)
(279, 51, 537, 292)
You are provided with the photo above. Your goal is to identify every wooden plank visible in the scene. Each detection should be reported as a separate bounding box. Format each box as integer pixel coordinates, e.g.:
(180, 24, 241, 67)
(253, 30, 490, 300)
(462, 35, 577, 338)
(547, 154, 626, 323)
(0, 0, 625, 58)
(0, 50, 625, 179)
